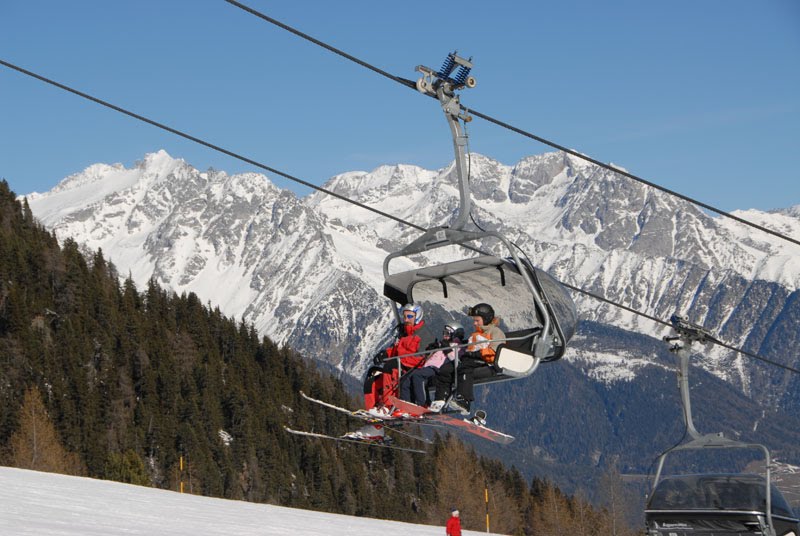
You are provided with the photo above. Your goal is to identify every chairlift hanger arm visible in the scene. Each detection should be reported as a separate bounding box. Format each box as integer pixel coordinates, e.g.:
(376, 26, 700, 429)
(662, 315, 722, 442)
(416, 52, 475, 231)
(654, 314, 777, 536)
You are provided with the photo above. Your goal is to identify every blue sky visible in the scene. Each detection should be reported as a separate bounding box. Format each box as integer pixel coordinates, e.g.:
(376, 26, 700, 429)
(2, 0, 798, 212)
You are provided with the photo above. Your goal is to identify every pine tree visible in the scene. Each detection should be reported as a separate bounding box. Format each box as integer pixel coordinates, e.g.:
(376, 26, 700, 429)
(432, 434, 489, 531)
(534, 480, 571, 536)
(104, 449, 150, 485)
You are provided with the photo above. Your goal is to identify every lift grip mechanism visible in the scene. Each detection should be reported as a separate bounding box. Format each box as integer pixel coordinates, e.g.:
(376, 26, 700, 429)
(414, 52, 476, 231)
(663, 314, 719, 352)
(415, 51, 476, 97)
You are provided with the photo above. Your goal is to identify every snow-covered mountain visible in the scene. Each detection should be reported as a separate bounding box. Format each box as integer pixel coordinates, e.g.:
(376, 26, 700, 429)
(24, 150, 800, 410)
(26, 151, 389, 374)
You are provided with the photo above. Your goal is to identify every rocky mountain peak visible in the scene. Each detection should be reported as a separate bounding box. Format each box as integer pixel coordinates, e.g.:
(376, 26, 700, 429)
(23, 150, 800, 405)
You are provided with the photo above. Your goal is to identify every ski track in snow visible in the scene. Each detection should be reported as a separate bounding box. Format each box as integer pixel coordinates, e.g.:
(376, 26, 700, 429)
(0, 467, 494, 536)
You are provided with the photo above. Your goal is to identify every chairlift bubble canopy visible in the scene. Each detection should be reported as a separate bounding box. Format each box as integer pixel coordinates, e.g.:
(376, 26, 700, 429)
(648, 474, 796, 518)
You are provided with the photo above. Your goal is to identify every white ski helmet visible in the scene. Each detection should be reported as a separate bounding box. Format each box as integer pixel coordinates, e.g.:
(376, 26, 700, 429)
(400, 303, 423, 325)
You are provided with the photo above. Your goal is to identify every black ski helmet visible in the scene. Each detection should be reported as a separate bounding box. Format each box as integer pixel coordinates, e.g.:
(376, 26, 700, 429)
(468, 303, 494, 325)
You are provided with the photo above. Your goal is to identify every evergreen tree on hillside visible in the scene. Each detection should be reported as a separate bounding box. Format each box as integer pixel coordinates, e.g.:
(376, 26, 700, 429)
(104, 449, 150, 485)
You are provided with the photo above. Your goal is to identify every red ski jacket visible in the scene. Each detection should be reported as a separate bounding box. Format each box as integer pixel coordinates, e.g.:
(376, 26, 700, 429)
(386, 321, 425, 368)
(446, 515, 461, 536)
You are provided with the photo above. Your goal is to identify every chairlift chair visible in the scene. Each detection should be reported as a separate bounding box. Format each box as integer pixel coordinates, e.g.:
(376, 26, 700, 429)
(645, 316, 800, 536)
(374, 53, 578, 391)
(646, 470, 800, 535)
(383, 232, 578, 384)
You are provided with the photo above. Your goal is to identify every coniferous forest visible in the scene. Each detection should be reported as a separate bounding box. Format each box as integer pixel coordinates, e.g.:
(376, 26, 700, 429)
(0, 180, 637, 535)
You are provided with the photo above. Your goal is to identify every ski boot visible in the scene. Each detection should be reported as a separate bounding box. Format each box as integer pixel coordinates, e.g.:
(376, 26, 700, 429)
(447, 396, 470, 415)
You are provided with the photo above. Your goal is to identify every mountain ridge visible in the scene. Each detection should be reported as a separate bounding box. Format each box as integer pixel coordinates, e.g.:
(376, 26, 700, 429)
(23, 149, 800, 414)
(24, 150, 800, 378)
(22, 149, 800, 490)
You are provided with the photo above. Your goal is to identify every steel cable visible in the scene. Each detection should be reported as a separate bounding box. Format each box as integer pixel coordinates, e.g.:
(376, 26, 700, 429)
(1, 57, 796, 375)
(224, 0, 800, 249)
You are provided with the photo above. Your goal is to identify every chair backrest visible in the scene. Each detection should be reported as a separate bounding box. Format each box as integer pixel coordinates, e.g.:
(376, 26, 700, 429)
(413, 323, 438, 354)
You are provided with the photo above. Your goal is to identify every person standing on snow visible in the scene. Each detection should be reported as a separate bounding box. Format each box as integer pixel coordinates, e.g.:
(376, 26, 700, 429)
(446, 508, 462, 536)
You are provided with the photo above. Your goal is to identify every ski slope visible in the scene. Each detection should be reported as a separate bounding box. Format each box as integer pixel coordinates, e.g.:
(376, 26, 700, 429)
(0, 467, 495, 535)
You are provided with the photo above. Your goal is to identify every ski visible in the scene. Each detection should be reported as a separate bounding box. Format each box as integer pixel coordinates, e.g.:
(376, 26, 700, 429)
(284, 427, 426, 454)
(387, 396, 515, 445)
(300, 391, 383, 423)
(298, 391, 437, 443)
(299, 391, 513, 444)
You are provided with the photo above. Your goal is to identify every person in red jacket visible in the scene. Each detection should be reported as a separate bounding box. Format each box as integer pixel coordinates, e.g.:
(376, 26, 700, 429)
(344, 304, 425, 442)
(363, 303, 425, 411)
(446, 508, 461, 536)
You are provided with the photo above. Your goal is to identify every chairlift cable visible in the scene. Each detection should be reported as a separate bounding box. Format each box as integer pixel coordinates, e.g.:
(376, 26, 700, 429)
(0, 59, 423, 233)
(224, 0, 800, 249)
(2, 58, 797, 376)
(224, 0, 417, 91)
(558, 280, 800, 374)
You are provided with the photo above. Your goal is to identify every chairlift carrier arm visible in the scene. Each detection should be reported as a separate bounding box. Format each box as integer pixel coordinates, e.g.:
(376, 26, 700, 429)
(382, 54, 554, 358)
(651, 315, 776, 534)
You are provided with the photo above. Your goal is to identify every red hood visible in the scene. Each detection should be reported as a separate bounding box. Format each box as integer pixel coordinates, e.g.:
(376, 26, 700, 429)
(402, 320, 425, 336)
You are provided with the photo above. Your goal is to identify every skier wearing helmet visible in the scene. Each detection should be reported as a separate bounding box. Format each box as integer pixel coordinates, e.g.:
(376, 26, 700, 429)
(400, 323, 465, 406)
(429, 303, 504, 414)
(362, 303, 426, 413)
(344, 304, 426, 441)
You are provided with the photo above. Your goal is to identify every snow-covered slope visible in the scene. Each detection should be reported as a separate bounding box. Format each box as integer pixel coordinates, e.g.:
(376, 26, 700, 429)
(24, 150, 800, 403)
(0, 467, 491, 536)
